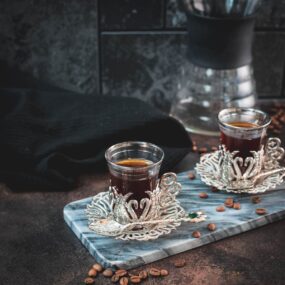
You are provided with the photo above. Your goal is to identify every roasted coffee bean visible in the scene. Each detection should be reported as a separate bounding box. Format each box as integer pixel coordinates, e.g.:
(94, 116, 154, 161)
(192, 231, 201, 238)
(207, 223, 216, 231)
(256, 208, 267, 215)
(88, 269, 97, 277)
(198, 147, 208, 154)
(84, 277, 95, 284)
(224, 198, 234, 208)
(174, 259, 186, 268)
(92, 263, 103, 272)
(120, 277, 129, 285)
(273, 129, 281, 134)
(251, 196, 261, 204)
(192, 145, 198, 152)
(115, 269, 128, 277)
(188, 173, 196, 180)
(138, 270, 148, 280)
(149, 268, 161, 277)
(211, 186, 219, 192)
(111, 274, 120, 283)
(160, 269, 169, 276)
(130, 276, 141, 283)
(103, 268, 113, 277)
(216, 205, 225, 212)
(199, 192, 208, 199)
(211, 146, 218, 151)
(233, 202, 241, 210)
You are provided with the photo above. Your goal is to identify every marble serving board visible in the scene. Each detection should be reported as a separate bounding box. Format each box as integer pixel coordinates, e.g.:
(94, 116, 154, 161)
(64, 171, 285, 270)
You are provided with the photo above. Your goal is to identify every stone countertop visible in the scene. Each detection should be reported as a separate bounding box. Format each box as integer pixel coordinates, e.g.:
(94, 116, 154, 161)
(1, 102, 285, 285)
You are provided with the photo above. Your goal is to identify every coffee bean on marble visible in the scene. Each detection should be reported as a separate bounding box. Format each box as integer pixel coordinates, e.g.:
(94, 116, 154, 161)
(216, 205, 226, 212)
(160, 269, 169, 276)
(120, 276, 129, 285)
(192, 231, 201, 238)
(188, 172, 196, 180)
(207, 223, 216, 231)
(149, 268, 161, 277)
(115, 269, 128, 277)
(233, 202, 241, 210)
(103, 268, 113, 277)
(138, 270, 148, 280)
(84, 277, 95, 284)
(174, 259, 186, 268)
(224, 198, 234, 208)
(199, 192, 208, 199)
(92, 263, 103, 272)
(88, 269, 97, 277)
(256, 208, 267, 215)
(111, 274, 120, 283)
(251, 196, 261, 204)
(130, 275, 141, 283)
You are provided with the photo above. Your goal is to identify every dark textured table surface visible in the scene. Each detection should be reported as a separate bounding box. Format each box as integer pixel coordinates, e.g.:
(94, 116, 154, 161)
(1, 101, 285, 285)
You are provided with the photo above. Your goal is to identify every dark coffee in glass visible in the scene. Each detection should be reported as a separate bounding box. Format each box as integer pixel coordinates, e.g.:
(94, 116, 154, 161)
(218, 108, 271, 158)
(105, 142, 164, 218)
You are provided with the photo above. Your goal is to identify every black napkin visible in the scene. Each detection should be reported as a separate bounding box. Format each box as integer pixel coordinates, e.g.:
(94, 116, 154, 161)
(0, 88, 192, 191)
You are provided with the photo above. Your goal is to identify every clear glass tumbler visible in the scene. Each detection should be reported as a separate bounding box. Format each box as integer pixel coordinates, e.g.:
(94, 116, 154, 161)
(105, 141, 164, 207)
(218, 108, 271, 158)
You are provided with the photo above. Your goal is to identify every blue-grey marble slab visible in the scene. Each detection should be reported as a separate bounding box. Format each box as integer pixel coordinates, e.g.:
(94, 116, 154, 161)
(63, 171, 285, 270)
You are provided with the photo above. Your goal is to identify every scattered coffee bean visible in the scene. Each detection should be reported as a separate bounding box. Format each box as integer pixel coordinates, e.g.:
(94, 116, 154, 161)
(216, 205, 225, 212)
(251, 196, 261, 204)
(188, 172, 196, 180)
(175, 259, 186, 268)
(160, 269, 169, 276)
(198, 147, 208, 154)
(138, 270, 148, 280)
(192, 231, 201, 238)
(120, 276, 129, 285)
(174, 259, 186, 268)
(256, 208, 267, 215)
(199, 192, 208, 199)
(116, 269, 128, 277)
(207, 223, 216, 231)
(92, 263, 103, 272)
(211, 186, 219, 192)
(103, 268, 113, 277)
(88, 268, 97, 278)
(111, 274, 120, 283)
(224, 198, 234, 208)
(273, 129, 281, 134)
(84, 277, 95, 284)
(130, 275, 141, 283)
(149, 268, 161, 277)
(233, 202, 241, 210)
(211, 146, 218, 151)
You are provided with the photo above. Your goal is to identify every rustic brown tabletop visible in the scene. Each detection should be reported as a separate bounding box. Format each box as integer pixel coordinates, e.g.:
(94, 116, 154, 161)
(1, 100, 285, 285)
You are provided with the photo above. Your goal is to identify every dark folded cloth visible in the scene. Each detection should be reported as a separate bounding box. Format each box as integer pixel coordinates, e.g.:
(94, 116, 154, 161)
(0, 88, 192, 191)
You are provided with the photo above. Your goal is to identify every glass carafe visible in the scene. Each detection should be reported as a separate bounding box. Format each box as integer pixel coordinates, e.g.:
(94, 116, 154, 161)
(170, 62, 256, 136)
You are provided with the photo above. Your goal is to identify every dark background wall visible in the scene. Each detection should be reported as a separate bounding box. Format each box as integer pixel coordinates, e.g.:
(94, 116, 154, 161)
(0, 0, 284, 112)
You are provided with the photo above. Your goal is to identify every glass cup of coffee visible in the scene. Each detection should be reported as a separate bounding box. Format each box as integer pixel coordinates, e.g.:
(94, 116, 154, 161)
(218, 108, 271, 158)
(105, 141, 164, 218)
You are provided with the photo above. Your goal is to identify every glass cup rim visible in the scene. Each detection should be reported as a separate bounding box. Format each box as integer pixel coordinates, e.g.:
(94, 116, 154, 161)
(105, 141, 165, 171)
(218, 108, 271, 131)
